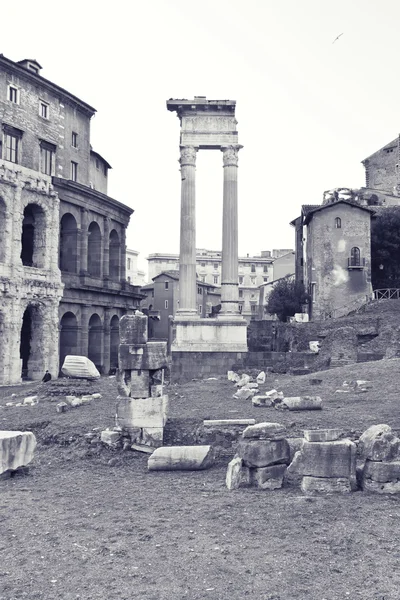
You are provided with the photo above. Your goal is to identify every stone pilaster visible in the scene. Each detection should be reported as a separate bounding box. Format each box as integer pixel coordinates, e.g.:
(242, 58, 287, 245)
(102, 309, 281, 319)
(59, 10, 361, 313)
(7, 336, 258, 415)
(103, 308, 111, 375)
(80, 304, 90, 357)
(80, 208, 89, 274)
(120, 227, 127, 282)
(103, 217, 110, 279)
(219, 145, 242, 316)
(177, 145, 198, 317)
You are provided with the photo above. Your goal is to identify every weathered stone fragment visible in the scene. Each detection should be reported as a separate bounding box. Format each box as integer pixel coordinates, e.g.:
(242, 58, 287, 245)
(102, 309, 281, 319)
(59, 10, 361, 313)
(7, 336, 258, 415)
(237, 438, 290, 468)
(363, 460, 400, 483)
(118, 342, 168, 371)
(61, 355, 100, 379)
(23, 396, 38, 406)
(277, 396, 322, 411)
(356, 380, 372, 390)
(0, 431, 37, 475)
(304, 429, 343, 443)
(301, 476, 352, 494)
(252, 395, 274, 407)
(256, 371, 266, 384)
(362, 479, 400, 494)
(56, 402, 69, 413)
(246, 383, 259, 389)
(242, 422, 286, 440)
(148, 445, 214, 471)
(358, 424, 400, 462)
(119, 313, 148, 345)
(116, 396, 168, 430)
(141, 427, 164, 447)
(265, 389, 284, 402)
(251, 464, 287, 489)
(236, 374, 250, 388)
(227, 371, 240, 383)
(92, 393, 102, 399)
(101, 430, 121, 446)
(233, 388, 255, 400)
(131, 443, 154, 454)
(226, 457, 251, 490)
(294, 440, 356, 482)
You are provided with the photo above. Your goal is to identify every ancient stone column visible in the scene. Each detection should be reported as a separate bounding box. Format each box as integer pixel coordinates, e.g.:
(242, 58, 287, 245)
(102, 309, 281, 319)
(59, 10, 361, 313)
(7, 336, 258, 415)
(177, 145, 198, 317)
(220, 145, 242, 316)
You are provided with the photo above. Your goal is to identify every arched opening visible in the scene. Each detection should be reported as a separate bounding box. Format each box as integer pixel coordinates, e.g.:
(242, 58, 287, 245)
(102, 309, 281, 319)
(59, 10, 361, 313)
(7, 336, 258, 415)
(87, 221, 102, 277)
(88, 313, 103, 372)
(350, 246, 361, 266)
(59, 213, 78, 273)
(59, 312, 79, 369)
(110, 315, 119, 372)
(20, 304, 43, 379)
(335, 217, 341, 229)
(109, 229, 120, 281)
(0, 197, 6, 263)
(21, 203, 46, 268)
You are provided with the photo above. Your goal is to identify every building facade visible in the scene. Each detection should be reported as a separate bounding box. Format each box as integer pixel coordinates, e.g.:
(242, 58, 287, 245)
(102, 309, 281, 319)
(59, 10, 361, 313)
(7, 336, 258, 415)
(146, 248, 292, 320)
(126, 248, 146, 285)
(291, 200, 373, 320)
(140, 271, 220, 339)
(0, 54, 142, 382)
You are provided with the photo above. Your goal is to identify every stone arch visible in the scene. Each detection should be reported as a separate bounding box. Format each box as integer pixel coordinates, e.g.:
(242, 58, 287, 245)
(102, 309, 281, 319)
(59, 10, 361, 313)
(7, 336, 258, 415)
(59, 311, 79, 369)
(20, 303, 44, 379)
(0, 197, 7, 263)
(87, 221, 102, 277)
(110, 314, 120, 371)
(88, 313, 103, 371)
(59, 213, 78, 273)
(21, 203, 46, 268)
(109, 229, 121, 281)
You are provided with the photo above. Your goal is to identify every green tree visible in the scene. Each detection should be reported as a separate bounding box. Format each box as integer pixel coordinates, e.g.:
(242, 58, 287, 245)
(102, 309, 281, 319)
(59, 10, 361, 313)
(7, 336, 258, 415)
(371, 207, 400, 289)
(266, 277, 309, 322)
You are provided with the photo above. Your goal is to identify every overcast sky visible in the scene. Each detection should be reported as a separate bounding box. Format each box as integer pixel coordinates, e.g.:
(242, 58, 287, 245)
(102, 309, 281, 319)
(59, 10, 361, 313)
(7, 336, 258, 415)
(2, 1, 400, 277)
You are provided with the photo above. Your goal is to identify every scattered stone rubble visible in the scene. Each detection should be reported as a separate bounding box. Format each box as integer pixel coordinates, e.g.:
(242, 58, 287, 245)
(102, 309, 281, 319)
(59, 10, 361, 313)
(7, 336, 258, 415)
(335, 380, 373, 394)
(61, 355, 100, 379)
(56, 393, 101, 413)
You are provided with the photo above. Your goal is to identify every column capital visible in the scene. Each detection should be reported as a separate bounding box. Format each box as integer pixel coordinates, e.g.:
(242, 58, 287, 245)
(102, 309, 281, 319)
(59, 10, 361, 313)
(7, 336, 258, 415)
(221, 144, 243, 167)
(179, 145, 198, 167)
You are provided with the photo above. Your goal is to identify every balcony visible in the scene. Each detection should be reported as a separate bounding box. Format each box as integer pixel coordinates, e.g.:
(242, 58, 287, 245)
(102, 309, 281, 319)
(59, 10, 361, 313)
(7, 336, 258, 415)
(347, 257, 366, 270)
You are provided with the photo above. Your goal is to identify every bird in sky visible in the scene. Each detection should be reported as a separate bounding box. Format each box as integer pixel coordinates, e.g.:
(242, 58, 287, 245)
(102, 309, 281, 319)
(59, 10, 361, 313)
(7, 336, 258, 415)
(333, 33, 344, 44)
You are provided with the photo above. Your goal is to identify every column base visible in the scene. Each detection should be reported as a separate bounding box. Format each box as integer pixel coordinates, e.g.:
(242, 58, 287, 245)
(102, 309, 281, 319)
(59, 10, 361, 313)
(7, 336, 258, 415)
(172, 317, 248, 352)
(175, 309, 200, 320)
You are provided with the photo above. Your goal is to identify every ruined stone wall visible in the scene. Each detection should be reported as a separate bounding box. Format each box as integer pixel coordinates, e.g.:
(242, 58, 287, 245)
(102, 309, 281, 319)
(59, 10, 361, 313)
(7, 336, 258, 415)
(363, 141, 397, 192)
(307, 203, 372, 319)
(0, 161, 63, 384)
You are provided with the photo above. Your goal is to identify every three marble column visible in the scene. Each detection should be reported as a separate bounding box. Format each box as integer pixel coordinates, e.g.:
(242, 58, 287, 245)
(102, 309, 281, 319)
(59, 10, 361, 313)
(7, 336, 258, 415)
(177, 144, 242, 318)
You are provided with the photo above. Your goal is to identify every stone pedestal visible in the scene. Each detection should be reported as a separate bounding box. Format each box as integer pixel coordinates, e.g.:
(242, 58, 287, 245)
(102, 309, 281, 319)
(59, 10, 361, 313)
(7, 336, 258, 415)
(171, 317, 247, 352)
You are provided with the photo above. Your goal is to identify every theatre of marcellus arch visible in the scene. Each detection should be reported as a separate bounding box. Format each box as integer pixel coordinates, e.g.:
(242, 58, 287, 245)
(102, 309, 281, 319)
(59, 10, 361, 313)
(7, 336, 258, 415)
(167, 97, 248, 357)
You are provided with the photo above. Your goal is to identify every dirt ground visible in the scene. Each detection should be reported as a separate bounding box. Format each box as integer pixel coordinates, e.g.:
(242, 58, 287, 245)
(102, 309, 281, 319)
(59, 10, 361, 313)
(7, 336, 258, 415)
(1, 360, 400, 600)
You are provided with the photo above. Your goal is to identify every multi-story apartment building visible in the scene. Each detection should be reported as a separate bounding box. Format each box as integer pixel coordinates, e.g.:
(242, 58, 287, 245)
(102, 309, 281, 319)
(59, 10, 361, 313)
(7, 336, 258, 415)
(140, 271, 220, 339)
(126, 248, 146, 286)
(0, 54, 142, 382)
(146, 248, 292, 320)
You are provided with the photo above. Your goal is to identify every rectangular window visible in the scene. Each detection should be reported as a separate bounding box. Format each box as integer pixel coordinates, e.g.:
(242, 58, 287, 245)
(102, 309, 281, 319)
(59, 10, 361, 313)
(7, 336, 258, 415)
(239, 304, 243, 313)
(263, 265, 268, 273)
(127, 258, 131, 270)
(213, 263, 218, 270)
(8, 85, 19, 104)
(164, 300, 168, 309)
(201, 262, 206, 268)
(251, 264, 256, 273)
(213, 275, 218, 284)
(251, 304, 256, 313)
(71, 132, 78, 148)
(251, 277, 256, 285)
(165, 281, 169, 290)
(239, 276, 244, 284)
(201, 275, 206, 282)
(39, 101, 49, 119)
(198, 304, 202, 314)
(239, 289, 243, 298)
(71, 161, 78, 181)
(5, 134, 19, 163)
(263, 277, 268, 282)
(198, 287, 202, 295)
(41, 147, 53, 175)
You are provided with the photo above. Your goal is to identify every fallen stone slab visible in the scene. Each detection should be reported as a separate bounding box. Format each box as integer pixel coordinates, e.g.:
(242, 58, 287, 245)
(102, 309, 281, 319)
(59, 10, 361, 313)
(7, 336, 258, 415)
(252, 395, 274, 407)
(131, 443, 155, 454)
(61, 355, 100, 379)
(289, 440, 356, 482)
(304, 429, 343, 443)
(242, 422, 286, 440)
(203, 419, 256, 427)
(246, 383, 259, 389)
(356, 380, 372, 390)
(148, 445, 214, 471)
(227, 371, 240, 383)
(0, 431, 37, 475)
(251, 464, 287, 490)
(363, 460, 400, 484)
(101, 430, 121, 446)
(56, 402, 69, 413)
(236, 374, 250, 388)
(226, 457, 251, 490)
(301, 476, 352, 494)
(276, 396, 322, 411)
(237, 438, 290, 468)
(265, 389, 284, 402)
(362, 479, 400, 494)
